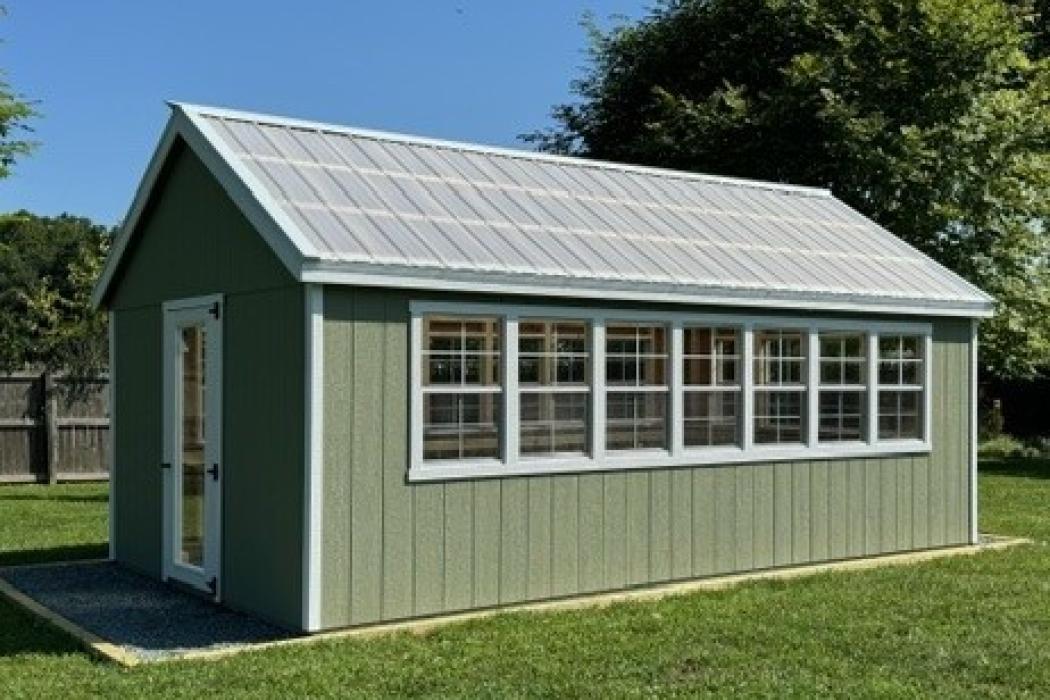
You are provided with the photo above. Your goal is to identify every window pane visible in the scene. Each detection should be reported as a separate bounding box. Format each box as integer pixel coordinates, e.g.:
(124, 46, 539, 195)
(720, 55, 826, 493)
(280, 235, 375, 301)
(424, 316, 500, 387)
(423, 393, 502, 460)
(519, 319, 589, 387)
(684, 327, 739, 387)
(683, 327, 712, 355)
(818, 390, 865, 442)
(606, 391, 668, 450)
(819, 333, 865, 387)
(520, 392, 589, 456)
(754, 391, 805, 444)
(901, 336, 920, 359)
(754, 330, 806, 386)
(878, 361, 899, 385)
(879, 336, 901, 359)
(684, 358, 711, 385)
(843, 361, 864, 385)
(901, 360, 920, 385)
(684, 391, 740, 447)
(878, 390, 922, 440)
(606, 323, 668, 388)
(820, 361, 843, 385)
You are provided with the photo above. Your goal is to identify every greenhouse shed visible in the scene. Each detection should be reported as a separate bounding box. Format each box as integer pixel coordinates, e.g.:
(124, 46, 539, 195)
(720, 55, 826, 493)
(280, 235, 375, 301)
(92, 103, 993, 632)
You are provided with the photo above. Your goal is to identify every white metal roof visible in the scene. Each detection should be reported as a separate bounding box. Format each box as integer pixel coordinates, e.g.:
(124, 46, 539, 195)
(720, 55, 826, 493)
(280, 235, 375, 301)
(92, 103, 993, 317)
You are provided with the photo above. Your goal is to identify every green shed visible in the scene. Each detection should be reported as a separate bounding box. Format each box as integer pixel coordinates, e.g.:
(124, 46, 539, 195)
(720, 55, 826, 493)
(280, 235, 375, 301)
(92, 103, 992, 632)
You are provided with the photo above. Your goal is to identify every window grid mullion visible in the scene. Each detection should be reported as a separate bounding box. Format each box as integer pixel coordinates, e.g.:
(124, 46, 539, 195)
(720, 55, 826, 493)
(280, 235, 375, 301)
(807, 329, 819, 447)
(504, 316, 518, 466)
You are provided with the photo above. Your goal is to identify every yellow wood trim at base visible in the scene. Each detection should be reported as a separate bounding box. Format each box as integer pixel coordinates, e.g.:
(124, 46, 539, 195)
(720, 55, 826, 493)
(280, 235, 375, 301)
(180, 536, 1031, 664)
(0, 536, 1030, 667)
(0, 577, 140, 668)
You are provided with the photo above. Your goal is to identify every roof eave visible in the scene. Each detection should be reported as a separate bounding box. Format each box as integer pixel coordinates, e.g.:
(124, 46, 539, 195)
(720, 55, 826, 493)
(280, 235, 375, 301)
(298, 259, 995, 319)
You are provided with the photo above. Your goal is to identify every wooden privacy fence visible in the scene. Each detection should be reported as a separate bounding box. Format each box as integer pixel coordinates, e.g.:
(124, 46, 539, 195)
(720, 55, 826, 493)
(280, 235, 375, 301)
(0, 372, 109, 484)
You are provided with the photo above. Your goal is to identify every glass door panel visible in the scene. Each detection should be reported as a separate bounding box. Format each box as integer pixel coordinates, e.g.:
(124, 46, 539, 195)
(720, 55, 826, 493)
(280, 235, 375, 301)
(180, 324, 206, 568)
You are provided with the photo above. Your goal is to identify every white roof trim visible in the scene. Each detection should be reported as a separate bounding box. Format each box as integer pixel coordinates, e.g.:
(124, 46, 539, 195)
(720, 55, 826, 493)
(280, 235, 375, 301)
(92, 102, 995, 318)
(300, 260, 993, 318)
(91, 105, 313, 308)
(171, 102, 833, 199)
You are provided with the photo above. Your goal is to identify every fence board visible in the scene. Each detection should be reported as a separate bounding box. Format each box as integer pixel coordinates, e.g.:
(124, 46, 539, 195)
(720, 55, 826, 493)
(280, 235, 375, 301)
(0, 373, 109, 483)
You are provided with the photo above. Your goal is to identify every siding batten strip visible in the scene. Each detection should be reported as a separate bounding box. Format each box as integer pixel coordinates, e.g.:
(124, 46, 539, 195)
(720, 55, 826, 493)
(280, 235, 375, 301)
(303, 284, 325, 631)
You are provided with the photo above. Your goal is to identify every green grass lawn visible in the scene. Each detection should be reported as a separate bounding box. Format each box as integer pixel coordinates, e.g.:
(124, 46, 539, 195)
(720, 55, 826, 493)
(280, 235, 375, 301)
(1, 461, 1048, 698)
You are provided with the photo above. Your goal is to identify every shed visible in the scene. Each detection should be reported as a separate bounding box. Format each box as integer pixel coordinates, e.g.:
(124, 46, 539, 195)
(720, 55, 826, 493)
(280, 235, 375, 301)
(92, 103, 993, 632)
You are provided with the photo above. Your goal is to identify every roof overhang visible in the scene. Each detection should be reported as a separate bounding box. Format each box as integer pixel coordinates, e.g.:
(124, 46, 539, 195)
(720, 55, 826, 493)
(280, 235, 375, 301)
(299, 259, 994, 318)
(92, 104, 995, 319)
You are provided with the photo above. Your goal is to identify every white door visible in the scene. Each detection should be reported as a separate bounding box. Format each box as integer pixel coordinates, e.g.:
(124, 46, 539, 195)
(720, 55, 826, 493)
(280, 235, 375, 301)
(162, 295, 223, 598)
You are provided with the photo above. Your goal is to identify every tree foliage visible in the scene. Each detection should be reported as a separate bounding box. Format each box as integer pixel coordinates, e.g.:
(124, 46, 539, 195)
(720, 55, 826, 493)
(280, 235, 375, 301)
(0, 9, 36, 178)
(530, 0, 1050, 379)
(0, 212, 111, 377)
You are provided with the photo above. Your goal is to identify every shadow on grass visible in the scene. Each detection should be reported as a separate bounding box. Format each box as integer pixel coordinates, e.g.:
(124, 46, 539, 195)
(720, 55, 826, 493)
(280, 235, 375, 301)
(0, 544, 107, 568)
(0, 492, 108, 504)
(980, 457, 1050, 480)
(0, 595, 85, 659)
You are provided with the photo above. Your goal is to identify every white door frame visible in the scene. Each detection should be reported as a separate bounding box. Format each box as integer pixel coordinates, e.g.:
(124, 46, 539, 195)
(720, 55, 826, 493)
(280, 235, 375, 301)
(161, 293, 223, 599)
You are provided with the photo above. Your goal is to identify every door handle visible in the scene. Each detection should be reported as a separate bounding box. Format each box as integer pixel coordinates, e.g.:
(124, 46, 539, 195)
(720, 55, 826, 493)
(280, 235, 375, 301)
(207, 463, 219, 481)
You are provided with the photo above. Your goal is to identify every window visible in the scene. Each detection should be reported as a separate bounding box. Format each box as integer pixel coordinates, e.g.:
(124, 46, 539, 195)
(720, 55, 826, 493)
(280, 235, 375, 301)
(878, 335, 924, 440)
(519, 320, 589, 456)
(410, 303, 933, 480)
(683, 327, 741, 447)
(818, 333, 866, 442)
(753, 330, 806, 444)
(606, 324, 668, 450)
(421, 317, 502, 460)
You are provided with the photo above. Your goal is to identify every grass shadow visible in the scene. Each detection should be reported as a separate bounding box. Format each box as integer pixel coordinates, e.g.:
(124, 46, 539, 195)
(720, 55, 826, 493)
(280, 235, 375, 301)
(0, 594, 86, 659)
(0, 492, 108, 504)
(979, 457, 1050, 480)
(0, 543, 108, 568)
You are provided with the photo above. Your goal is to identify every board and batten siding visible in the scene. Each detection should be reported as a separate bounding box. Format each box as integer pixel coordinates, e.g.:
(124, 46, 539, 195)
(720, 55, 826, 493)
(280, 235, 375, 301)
(319, 287, 973, 630)
(107, 141, 305, 629)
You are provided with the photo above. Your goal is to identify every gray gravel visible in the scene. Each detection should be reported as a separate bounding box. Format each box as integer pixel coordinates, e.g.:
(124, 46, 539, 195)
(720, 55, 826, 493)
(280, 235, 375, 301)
(1, 561, 291, 661)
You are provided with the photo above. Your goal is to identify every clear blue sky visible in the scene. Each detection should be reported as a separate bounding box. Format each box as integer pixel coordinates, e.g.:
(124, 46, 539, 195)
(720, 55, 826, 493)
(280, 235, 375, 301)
(0, 1, 646, 225)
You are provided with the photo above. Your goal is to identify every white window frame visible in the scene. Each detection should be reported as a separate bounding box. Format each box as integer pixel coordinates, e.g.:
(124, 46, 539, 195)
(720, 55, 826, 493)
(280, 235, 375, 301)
(517, 317, 591, 458)
(816, 331, 869, 444)
(409, 301, 932, 481)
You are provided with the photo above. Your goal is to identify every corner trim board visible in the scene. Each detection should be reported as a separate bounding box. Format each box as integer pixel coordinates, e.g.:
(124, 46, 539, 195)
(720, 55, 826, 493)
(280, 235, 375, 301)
(108, 311, 116, 561)
(303, 284, 324, 631)
(970, 319, 979, 544)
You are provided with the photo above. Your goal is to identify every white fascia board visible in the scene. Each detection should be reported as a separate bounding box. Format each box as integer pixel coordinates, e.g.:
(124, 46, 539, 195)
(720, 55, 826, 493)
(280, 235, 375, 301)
(303, 262, 995, 319)
(90, 104, 313, 309)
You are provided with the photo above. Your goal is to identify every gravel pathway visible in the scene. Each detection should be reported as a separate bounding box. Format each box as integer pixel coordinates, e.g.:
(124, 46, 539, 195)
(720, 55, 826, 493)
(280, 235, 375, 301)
(0, 561, 291, 661)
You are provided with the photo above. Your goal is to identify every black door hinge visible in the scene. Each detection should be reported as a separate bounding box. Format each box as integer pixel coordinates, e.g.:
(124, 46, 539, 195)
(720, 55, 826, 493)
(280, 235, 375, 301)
(207, 576, 217, 595)
(208, 301, 221, 319)
(207, 463, 219, 481)
(160, 462, 171, 471)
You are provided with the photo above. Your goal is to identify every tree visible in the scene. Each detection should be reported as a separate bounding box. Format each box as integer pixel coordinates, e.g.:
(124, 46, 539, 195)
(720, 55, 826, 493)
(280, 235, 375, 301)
(0, 8, 36, 178)
(0, 212, 111, 378)
(529, 0, 1050, 379)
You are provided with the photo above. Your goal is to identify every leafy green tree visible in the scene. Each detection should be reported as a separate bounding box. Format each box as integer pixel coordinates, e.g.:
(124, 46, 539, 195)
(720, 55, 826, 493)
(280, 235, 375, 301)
(530, 0, 1050, 379)
(0, 8, 36, 178)
(0, 212, 111, 377)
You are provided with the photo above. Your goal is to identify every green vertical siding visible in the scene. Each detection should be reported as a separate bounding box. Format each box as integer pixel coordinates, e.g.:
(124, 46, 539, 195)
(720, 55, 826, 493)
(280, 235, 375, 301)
(319, 287, 974, 630)
(108, 142, 304, 629)
(112, 305, 162, 578)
